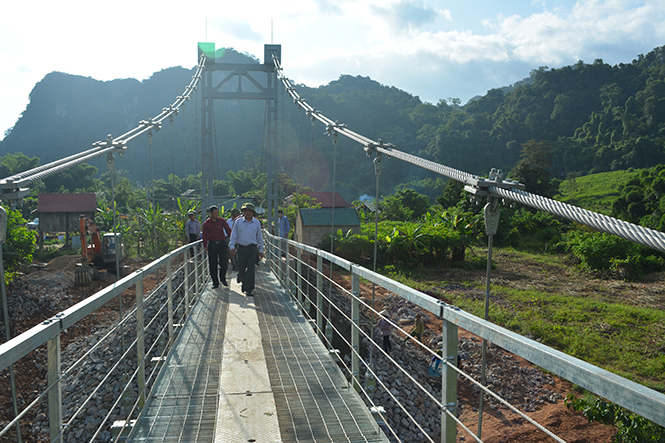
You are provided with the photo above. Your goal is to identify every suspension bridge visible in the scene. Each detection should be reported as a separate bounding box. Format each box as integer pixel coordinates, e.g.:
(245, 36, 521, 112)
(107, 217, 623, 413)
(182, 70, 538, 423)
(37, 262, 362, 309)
(0, 43, 664, 443)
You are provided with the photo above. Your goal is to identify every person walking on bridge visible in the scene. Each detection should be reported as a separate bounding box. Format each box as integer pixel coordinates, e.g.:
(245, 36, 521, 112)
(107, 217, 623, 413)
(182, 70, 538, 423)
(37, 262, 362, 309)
(203, 206, 232, 288)
(227, 208, 241, 271)
(277, 209, 289, 238)
(229, 202, 264, 296)
(185, 211, 201, 258)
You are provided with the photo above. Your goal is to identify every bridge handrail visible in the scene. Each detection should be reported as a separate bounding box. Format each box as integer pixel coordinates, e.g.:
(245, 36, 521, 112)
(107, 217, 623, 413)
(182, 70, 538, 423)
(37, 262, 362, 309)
(0, 241, 209, 442)
(265, 232, 665, 431)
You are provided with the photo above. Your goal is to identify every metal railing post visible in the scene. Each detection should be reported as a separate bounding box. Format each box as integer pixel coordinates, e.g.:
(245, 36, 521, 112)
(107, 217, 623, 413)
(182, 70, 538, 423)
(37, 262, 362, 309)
(441, 315, 458, 443)
(203, 243, 209, 288)
(194, 244, 200, 297)
(184, 254, 190, 316)
(167, 257, 174, 348)
(351, 268, 360, 391)
(269, 237, 275, 274)
(297, 245, 302, 306)
(136, 277, 145, 408)
(281, 238, 287, 285)
(316, 254, 323, 340)
(47, 332, 62, 443)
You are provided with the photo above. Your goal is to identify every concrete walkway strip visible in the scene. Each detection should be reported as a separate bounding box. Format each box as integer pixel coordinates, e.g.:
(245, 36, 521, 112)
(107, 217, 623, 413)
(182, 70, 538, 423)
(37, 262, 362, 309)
(214, 289, 282, 443)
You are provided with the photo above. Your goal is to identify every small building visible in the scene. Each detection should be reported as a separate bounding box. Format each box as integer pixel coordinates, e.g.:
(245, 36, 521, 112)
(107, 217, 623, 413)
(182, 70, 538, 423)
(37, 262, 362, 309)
(295, 207, 361, 247)
(37, 193, 97, 248)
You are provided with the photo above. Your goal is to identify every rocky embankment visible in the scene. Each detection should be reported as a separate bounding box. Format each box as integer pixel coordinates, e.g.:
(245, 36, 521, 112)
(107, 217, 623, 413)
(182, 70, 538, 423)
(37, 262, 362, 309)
(335, 291, 563, 442)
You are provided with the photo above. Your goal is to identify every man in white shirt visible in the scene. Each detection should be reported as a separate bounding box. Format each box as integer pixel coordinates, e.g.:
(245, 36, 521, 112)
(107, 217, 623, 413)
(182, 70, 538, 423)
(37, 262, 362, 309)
(229, 203, 265, 296)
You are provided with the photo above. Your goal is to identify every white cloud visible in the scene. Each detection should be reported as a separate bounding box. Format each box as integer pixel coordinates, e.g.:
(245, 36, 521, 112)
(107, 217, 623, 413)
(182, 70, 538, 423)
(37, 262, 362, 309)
(2, 0, 665, 141)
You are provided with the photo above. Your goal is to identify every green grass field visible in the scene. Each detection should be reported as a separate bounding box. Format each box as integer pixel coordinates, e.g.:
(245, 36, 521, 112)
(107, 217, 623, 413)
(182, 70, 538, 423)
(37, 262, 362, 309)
(386, 247, 665, 393)
(553, 169, 643, 214)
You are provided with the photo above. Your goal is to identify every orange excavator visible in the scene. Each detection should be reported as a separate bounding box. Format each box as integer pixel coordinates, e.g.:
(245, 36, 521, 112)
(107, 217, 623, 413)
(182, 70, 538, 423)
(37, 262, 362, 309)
(75, 216, 127, 286)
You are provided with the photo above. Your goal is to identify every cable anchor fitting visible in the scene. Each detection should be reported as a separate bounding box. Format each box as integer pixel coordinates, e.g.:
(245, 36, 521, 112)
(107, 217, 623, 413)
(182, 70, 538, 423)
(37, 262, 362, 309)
(373, 152, 383, 176)
(463, 167, 525, 198)
(106, 153, 116, 173)
(443, 402, 457, 413)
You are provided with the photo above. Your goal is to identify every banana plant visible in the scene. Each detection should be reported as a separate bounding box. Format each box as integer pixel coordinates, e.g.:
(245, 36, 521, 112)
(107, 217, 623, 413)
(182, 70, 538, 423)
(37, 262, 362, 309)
(441, 208, 482, 262)
(136, 202, 172, 257)
(174, 198, 201, 243)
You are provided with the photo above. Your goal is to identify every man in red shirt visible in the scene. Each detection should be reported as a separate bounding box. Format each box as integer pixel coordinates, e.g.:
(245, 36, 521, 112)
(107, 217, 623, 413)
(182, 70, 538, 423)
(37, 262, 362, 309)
(202, 206, 232, 288)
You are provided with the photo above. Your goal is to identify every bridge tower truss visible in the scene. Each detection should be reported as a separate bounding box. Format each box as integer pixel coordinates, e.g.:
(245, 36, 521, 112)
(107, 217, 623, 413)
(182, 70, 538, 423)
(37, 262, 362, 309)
(197, 43, 281, 230)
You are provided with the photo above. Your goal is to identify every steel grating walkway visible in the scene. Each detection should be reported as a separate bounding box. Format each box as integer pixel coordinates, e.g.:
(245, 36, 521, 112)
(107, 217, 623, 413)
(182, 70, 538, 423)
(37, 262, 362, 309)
(127, 277, 228, 442)
(253, 266, 388, 443)
(126, 264, 389, 443)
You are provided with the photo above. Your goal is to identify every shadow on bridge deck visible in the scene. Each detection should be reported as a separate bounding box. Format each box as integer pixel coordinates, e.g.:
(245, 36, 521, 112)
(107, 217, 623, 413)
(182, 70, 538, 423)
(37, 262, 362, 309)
(127, 264, 389, 443)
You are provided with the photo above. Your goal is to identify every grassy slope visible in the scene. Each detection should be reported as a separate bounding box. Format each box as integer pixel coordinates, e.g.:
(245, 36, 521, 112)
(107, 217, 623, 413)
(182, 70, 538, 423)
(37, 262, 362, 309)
(389, 249, 665, 392)
(383, 167, 662, 392)
(553, 169, 643, 215)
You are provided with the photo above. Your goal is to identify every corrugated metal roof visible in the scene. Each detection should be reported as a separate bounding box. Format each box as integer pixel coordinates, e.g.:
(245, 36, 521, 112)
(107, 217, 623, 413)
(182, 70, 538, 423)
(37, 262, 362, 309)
(302, 192, 351, 208)
(38, 193, 97, 213)
(299, 208, 360, 226)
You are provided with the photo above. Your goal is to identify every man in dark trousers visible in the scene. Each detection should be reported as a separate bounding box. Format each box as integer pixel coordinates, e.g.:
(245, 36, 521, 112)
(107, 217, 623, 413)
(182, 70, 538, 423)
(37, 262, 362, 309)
(185, 211, 201, 257)
(202, 205, 232, 289)
(229, 202, 264, 296)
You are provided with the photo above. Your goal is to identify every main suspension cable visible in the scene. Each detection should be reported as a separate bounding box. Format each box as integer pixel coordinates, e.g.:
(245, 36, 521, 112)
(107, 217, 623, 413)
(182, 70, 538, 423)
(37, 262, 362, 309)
(0, 55, 206, 196)
(270, 52, 665, 255)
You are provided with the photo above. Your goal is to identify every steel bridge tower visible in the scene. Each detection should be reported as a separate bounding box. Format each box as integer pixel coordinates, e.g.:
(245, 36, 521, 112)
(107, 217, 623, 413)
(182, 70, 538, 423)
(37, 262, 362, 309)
(197, 42, 281, 231)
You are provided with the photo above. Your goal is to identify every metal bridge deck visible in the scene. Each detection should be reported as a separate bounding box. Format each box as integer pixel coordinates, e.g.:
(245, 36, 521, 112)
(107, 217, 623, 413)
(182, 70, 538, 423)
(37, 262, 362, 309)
(127, 265, 388, 443)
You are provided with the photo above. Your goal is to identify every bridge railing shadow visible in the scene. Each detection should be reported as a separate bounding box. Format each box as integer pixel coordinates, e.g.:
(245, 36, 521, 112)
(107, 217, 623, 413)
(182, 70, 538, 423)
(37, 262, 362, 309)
(264, 231, 665, 443)
(0, 241, 209, 443)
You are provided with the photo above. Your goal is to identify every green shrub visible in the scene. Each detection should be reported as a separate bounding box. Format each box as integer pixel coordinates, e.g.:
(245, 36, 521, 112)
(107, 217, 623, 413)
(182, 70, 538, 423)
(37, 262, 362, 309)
(610, 254, 664, 281)
(564, 231, 640, 271)
(566, 393, 665, 442)
(497, 208, 568, 251)
(2, 207, 36, 278)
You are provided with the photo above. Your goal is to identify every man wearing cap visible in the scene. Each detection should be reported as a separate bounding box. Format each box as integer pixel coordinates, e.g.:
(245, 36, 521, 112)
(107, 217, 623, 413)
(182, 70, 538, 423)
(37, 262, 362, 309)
(185, 211, 201, 257)
(229, 202, 265, 296)
(202, 206, 232, 288)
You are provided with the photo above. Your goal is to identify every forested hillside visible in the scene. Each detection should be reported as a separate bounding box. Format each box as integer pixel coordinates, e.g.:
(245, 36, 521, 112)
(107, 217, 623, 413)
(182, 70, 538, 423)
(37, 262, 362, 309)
(415, 46, 665, 181)
(1, 45, 665, 203)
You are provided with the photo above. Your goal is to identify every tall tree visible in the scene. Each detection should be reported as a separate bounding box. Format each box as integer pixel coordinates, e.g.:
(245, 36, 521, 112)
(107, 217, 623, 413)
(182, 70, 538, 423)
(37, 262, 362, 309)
(510, 140, 554, 197)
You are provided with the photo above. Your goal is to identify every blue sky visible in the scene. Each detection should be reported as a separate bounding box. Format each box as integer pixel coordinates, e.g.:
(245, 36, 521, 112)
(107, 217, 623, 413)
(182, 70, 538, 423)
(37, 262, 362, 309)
(1, 0, 665, 141)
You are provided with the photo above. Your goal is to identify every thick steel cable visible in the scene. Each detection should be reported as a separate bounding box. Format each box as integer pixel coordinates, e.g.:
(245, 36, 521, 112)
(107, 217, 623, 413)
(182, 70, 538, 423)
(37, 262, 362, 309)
(273, 54, 665, 256)
(0, 55, 206, 193)
(491, 186, 665, 253)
